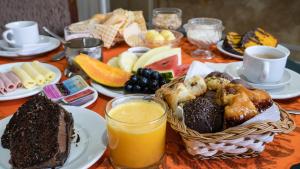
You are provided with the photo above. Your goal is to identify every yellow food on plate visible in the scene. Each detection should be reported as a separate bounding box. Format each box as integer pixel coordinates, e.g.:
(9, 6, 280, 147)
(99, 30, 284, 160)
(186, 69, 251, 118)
(12, 66, 36, 89)
(32, 61, 56, 82)
(21, 63, 45, 85)
(160, 30, 176, 41)
(145, 30, 160, 42)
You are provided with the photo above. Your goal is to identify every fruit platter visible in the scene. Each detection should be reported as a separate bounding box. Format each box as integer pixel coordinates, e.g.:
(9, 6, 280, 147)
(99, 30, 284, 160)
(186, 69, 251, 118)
(74, 46, 189, 98)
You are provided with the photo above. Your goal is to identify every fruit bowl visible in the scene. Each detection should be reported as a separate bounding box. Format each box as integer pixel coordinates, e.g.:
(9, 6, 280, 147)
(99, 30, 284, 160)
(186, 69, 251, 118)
(141, 30, 183, 48)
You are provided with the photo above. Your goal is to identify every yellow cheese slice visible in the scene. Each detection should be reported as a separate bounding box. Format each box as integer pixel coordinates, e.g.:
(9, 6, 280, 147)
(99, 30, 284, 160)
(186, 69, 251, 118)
(12, 66, 36, 89)
(32, 61, 56, 82)
(21, 63, 45, 85)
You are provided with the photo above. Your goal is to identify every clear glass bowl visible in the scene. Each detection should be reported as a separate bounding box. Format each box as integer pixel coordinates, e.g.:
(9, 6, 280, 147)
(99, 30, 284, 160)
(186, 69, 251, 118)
(184, 18, 224, 59)
(152, 8, 182, 30)
(142, 29, 183, 48)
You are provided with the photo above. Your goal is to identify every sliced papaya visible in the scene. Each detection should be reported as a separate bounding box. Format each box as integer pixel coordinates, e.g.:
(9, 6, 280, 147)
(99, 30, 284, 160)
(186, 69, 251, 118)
(74, 54, 131, 87)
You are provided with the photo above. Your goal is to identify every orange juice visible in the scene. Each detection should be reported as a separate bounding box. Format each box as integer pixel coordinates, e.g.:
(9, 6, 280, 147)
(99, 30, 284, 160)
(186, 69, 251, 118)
(106, 99, 166, 168)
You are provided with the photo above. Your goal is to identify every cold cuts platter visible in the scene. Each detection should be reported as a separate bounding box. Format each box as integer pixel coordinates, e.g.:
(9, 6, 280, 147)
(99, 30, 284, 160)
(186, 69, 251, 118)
(0, 62, 61, 101)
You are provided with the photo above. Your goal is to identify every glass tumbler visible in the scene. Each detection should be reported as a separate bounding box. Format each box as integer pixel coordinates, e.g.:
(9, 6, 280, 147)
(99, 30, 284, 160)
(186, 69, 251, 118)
(106, 95, 167, 169)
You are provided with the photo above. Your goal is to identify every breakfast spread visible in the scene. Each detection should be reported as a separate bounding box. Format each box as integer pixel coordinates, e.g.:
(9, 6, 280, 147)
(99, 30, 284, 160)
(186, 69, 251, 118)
(223, 27, 278, 55)
(1, 95, 74, 169)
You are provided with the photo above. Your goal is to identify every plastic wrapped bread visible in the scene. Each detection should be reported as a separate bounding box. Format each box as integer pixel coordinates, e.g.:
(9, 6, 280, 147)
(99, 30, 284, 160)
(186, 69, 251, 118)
(21, 63, 45, 85)
(12, 66, 36, 89)
(32, 61, 55, 82)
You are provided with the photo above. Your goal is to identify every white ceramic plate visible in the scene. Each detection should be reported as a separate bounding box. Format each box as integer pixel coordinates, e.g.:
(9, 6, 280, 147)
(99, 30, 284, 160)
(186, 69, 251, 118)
(219, 62, 300, 99)
(216, 40, 290, 60)
(91, 81, 124, 98)
(0, 35, 60, 58)
(0, 105, 107, 169)
(225, 62, 292, 90)
(0, 62, 61, 101)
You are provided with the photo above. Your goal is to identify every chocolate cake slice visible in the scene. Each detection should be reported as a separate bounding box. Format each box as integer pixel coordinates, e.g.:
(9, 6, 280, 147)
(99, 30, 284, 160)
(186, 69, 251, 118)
(1, 95, 74, 169)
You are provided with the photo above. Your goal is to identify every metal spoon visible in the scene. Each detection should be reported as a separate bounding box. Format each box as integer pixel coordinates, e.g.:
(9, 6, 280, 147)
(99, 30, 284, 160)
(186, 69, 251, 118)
(51, 51, 65, 61)
(42, 27, 68, 44)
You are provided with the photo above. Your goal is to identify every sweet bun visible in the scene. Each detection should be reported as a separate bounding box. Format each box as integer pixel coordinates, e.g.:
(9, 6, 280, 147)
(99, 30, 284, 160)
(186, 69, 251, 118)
(184, 75, 207, 97)
(205, 71, 233, 91)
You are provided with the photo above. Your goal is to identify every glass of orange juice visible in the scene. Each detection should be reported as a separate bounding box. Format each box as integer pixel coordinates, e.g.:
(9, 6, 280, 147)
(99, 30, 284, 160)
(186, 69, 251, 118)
(106, 94, 167, 169)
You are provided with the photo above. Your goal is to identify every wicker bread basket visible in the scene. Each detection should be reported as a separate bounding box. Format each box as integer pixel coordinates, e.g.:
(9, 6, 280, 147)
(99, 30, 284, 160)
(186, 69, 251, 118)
(156, 77, 295, 159)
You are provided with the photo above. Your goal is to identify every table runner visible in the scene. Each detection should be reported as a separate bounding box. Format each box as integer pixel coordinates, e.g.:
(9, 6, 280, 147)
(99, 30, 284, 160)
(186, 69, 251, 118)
(0, 39, 299, 169)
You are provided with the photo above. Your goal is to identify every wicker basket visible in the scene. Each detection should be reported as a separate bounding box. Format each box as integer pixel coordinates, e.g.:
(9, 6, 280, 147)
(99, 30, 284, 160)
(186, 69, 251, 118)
(156, 77, 295, 159)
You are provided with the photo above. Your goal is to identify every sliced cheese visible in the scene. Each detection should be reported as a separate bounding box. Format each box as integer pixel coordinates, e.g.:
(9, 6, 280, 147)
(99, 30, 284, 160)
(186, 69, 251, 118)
(12, 66, 36, 89)
(144, 48, 181, 67)
(132, 46, 171, 72)
(32, 61, 56, 82)
(21, 63, 45, 85)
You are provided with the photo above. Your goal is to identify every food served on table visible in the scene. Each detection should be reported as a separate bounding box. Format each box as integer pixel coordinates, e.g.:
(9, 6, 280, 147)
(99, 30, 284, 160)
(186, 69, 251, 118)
(223, 27, 278, 55)
(124, 68, 167, 94)
(143, 29, 183, 48)
(0, 61, 56, 95)
(43, 75, 96, 106)
(74, 54, 131, 88)
(106, 95, 166, 168)
(159, 71, 273, 133)
(68, 8, 147, 48)
(152, 8, 182, 30)
(1, 95, 74, 169)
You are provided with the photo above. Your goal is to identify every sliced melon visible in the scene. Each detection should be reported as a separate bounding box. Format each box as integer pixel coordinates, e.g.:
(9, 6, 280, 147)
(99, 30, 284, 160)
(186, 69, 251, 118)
(118, 51, 138, 72)
(74, 54, 131, 87)
(107, 57, 119, 68)
(132, 46, 171, 72)
(144, 48, 181, 67)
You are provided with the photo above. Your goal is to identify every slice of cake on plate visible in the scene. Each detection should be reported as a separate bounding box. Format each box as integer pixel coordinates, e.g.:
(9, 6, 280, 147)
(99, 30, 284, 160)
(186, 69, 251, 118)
(1, 95, 74, 169)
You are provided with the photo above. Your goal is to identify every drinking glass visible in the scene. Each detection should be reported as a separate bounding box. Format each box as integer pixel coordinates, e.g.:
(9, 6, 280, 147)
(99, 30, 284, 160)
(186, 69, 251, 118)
(106, 95, 167, 169)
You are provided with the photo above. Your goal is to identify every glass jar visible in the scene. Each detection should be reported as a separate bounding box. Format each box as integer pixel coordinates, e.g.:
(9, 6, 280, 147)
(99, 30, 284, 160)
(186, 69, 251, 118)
(152, 8, 182, 30)
(106, 94, 167, 169)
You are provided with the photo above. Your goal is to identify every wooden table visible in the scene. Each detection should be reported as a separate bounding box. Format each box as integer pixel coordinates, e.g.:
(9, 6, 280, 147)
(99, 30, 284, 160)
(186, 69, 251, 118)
(1, 39, 300, 169)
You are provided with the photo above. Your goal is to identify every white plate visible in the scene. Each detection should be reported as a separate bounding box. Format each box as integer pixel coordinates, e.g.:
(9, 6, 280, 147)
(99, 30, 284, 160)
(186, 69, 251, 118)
(0, 62, 61, 101)
(0, 35, 60, 58)
(0, 105, 107, 169)
(216, 40, 290, 60)
(213, 61, 300, 99)
(225, 62, 292, 90)
(91, 81, 124, 98)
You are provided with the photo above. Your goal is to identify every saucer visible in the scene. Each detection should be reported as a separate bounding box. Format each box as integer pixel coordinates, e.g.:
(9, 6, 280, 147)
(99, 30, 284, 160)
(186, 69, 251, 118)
(0, 35, 51, 52)
(0, 35, 60, 58)
(224, 62, 291, 90)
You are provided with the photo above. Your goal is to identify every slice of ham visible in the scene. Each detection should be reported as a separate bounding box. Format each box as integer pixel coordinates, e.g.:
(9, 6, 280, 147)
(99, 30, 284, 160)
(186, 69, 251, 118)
(5, 71, 22, 88)
(0, 78, 6, 94)
(0, 73, 16, 92)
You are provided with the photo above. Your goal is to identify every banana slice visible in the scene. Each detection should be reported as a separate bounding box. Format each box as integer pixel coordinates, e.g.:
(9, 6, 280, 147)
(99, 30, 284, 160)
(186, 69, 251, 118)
(107, 57, 119, 68)
(118, 51, 138, 73)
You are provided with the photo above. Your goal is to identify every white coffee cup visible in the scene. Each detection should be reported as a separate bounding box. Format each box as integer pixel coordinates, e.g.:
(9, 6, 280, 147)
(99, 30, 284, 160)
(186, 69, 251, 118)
(242, 46, 290, 83)
(2, 21, 39, 47)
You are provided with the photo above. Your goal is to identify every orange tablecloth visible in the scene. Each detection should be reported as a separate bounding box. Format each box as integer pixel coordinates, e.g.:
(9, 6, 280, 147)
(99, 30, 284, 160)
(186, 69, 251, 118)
(0, 39, 300, 169)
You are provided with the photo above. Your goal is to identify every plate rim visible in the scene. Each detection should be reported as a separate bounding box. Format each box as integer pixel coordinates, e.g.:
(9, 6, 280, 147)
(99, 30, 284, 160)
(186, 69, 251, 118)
(0, 105, 107, 169)
(91, 81, 124, 98)
(0, 62, 61, 101)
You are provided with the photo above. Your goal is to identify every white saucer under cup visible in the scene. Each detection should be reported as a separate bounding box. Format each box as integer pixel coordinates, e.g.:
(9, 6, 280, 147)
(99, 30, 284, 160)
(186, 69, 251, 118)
(242, 46, 290, 83)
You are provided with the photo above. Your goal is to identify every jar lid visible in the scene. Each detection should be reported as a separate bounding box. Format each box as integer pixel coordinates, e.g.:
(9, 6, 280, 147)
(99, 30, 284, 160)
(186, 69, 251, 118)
(65, 37, 103, 49)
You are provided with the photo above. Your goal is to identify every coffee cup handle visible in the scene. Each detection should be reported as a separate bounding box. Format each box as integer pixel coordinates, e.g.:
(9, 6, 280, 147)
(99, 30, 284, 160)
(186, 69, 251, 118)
(260, 61, 269, 82)
(2, 30, 16, 45)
